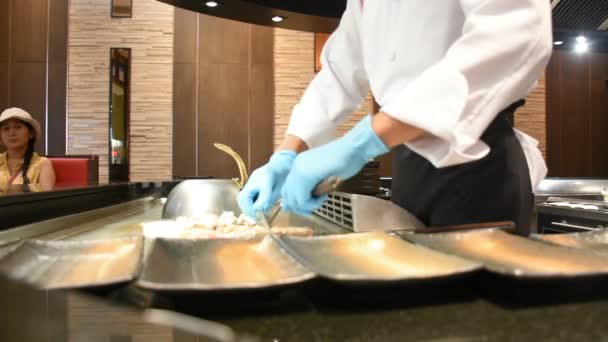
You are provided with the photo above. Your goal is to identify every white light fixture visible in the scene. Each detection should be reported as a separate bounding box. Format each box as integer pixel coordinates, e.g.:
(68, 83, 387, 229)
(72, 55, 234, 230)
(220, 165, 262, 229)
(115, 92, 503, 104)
(553, 41, 564, 46)
(575, 35, 587, 43)
(574, 41, 589, 54)
(205, 1, 218, 8)
(271, 16, 284, 23)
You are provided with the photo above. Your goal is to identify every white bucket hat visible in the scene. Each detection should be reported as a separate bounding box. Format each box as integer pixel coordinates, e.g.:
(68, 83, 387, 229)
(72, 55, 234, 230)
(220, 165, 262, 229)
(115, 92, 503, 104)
(0, 108, 41, 141)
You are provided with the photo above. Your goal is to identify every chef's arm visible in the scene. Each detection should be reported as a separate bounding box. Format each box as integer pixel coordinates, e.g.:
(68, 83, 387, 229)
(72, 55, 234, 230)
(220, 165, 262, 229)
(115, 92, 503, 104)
(372, 112, 427, 148)
(277, 134, 309, 153)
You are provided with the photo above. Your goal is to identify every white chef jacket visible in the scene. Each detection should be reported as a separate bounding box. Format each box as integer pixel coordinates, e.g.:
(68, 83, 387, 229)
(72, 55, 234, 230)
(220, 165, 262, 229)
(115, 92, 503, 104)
(286, 0, 553, 190)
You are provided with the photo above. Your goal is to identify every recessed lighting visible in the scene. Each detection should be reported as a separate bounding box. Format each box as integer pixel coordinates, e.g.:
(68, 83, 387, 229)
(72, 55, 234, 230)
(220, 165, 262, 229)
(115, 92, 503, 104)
(205, 1, 218, 8)
(271, 16, 284, 23)
(553, 41, 564, 46)
(576, 35, 587, 43)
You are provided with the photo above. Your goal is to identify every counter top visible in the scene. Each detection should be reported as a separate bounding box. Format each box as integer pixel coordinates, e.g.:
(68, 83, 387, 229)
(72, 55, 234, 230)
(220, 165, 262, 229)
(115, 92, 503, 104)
(130, 273, 608, 341)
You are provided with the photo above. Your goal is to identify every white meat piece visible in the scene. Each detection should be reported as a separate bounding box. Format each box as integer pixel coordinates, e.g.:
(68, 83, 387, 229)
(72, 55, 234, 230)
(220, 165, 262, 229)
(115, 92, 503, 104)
(141, 220, 193, 239)
(217, 211, 237, 226)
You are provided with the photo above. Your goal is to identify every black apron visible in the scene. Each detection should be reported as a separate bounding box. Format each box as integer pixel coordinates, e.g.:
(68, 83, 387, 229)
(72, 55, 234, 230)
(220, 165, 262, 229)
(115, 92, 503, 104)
(391, 100, 533, 235)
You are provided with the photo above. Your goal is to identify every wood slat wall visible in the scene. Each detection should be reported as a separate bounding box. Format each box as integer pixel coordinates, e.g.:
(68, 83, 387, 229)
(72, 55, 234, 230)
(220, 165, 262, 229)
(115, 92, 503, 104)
(273, 28, 373, 149)
(68, 0, 174, 182)
(515, 72, 547, 158)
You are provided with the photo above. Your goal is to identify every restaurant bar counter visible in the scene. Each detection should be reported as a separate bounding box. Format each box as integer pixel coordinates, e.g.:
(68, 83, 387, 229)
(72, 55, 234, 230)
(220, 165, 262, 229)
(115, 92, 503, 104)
(1, 179, 608, 341)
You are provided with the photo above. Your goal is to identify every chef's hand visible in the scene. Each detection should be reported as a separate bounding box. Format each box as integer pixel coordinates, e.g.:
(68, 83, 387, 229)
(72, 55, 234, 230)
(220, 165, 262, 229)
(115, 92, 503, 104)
(237, 150, 297, 219)
(281, 115, 389, 216)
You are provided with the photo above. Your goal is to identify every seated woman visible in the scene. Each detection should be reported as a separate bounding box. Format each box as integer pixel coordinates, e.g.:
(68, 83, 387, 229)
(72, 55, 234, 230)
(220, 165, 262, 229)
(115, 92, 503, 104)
(0, 108, 55, 191)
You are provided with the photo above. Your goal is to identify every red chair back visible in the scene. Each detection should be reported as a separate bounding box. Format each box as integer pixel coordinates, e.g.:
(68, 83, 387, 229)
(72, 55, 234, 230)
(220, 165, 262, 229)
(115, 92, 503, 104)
(48, 156, 99, 187)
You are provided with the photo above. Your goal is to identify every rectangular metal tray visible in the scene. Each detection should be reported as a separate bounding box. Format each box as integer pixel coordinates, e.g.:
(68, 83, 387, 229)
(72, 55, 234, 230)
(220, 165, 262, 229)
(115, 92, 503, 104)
(400, 229, 608, 277)
(276, 232, 482, 283)
(137, 236, 315, 291)
(0, 236, 143, 289)
(531, 229, 608, 253)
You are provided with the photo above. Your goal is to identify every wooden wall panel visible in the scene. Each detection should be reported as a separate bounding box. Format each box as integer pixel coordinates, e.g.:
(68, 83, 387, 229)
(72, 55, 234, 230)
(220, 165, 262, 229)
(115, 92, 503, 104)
(10, 62, 47, 151)
(0, 0, 68, 155)
(47, 0, 69, 155)
(68, 0, 174, 182)
(197, 64, 250, 179)
(173, 64, 197, 177)
(250, 63, 274, 171)
(11, 0, 47, 63)
(249, 25, 274, 171)
(563, 52, 591, 176)
(173, 9, 198, 64)
(172, 9, 198, 177)
(0, 0, 7, 114)
(0, 63, 7, 113)
(174, 10, 275, 179)
(0, 0, 8, 64)
(546, 50, 608, 177)
(198, 15, 249, 65)
(590, 54, 608, 176)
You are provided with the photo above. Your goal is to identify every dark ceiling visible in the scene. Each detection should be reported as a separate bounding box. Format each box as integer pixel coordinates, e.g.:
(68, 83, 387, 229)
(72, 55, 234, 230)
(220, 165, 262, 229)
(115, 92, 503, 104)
(552, 0, 608, 31)
(160, 0, 608, 32)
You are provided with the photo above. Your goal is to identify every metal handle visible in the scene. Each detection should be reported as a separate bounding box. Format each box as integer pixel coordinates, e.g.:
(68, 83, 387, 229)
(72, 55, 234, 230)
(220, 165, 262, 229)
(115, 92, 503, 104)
(417, 221, 516, 234)
(550, 221, 597, 231)
(214, 143, 248, 189)
(313, 176, 342, 197)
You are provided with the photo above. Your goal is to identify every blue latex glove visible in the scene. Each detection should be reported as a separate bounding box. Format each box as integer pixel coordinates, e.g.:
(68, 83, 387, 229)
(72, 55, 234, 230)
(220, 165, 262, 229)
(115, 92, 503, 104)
(281, 115, 389, 216)
(237, 150, 297, 219)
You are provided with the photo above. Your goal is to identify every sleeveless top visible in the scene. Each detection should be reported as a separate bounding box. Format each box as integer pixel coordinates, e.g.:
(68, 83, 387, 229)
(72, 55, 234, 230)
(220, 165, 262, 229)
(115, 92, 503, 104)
(0, 152, 47, 185)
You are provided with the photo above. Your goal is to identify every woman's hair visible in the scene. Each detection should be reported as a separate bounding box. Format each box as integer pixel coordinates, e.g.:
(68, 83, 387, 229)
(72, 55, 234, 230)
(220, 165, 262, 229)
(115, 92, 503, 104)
(20, 122, 35, 184)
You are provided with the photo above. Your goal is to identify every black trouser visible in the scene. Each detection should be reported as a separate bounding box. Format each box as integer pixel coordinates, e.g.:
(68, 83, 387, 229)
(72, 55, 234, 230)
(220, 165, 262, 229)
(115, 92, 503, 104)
(391, 100, 533, 234)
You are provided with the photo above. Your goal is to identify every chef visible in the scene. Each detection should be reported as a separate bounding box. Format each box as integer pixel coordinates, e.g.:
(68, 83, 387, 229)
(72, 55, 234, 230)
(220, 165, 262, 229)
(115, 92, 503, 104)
(238, 0, 552, 232)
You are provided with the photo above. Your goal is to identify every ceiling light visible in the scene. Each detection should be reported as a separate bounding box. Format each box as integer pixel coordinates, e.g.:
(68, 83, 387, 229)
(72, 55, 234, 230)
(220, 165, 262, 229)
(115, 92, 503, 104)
(205, 1, 218, 8)
(271, 16, 284, 23)
(574, 42, 589, 54)
(575, 35, 587, 43)
(553, 41, 563, 46)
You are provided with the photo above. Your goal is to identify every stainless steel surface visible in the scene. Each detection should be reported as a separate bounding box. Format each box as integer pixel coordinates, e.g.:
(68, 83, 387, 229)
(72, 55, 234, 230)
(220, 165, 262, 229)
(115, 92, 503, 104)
(402, 229, 608, 277)
(0, 236, 143, 289)
(315, 192, 426, 232)
(163, 180, 241, 219)
(0, 196, 161, 245)
(546, 196, 608, 207)
(535, 178, 608, 195)
(277, 231, 481, 283)
(137, 235, 315, 290)
(532, 229, 608, 253)
(549, 221, 598, 231)
(272, 210, 350, 236)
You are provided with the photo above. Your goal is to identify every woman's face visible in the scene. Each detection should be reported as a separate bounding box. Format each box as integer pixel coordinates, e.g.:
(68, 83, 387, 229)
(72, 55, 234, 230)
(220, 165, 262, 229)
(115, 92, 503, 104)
(0, 119, 33, 150)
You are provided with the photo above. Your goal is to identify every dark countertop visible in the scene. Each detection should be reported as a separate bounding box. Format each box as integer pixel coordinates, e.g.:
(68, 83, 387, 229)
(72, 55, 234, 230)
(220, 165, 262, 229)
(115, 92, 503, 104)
(0, 181, 179, 230)
(130, 273, 608, 341)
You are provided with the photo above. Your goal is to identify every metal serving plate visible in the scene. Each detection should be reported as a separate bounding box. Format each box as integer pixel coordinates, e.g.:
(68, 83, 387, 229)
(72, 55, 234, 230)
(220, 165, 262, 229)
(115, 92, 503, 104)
(137, 236, 315, 291)
(277, 232, 482, 283)
(401, 229, 608, 277)
(531, 229, 608, 253)
(0, 236, 143, 289)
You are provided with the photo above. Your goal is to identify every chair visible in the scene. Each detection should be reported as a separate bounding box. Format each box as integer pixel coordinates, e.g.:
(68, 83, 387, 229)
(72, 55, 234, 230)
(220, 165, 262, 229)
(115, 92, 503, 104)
(47, 155, 99, 187)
